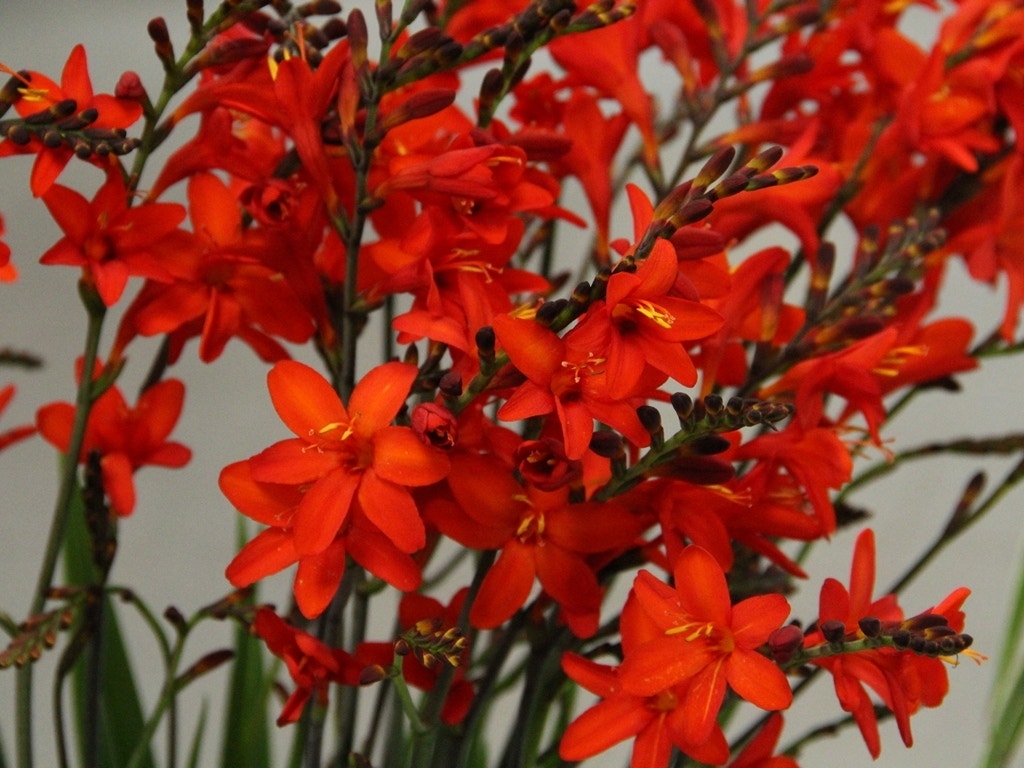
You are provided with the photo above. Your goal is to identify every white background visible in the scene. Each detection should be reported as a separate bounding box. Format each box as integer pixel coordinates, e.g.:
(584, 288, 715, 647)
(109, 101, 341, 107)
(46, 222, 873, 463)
(0, 1, 1022, 767)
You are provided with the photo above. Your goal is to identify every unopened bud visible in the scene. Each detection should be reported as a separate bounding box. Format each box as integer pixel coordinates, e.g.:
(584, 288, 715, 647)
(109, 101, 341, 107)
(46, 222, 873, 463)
(820, 619, 846, 645)
(148, 17, 175, 66)
(768, 624, 804, 664)
(115, 71, 147, 101)
(411, 403, 457, 449)
(359, 664, 388, 685)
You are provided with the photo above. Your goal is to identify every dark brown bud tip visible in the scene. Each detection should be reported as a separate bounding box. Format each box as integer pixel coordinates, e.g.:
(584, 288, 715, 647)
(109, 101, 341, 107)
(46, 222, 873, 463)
(359, 664, 388, 685)
(438, 370, 462, 397)
(858, 617, 882, 638)
(821, 619, 846, 644)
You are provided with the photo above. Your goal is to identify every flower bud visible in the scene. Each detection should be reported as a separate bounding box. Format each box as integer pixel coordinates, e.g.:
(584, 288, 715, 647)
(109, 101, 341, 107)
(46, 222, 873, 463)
(820, 619, 846, 645)
(115, 71, 147, 101)
(411, 403, 458, 449)
(768, 624, 804, 664)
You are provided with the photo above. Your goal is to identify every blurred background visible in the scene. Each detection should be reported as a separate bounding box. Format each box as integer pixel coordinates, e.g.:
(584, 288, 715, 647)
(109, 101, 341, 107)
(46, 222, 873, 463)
(1, 1, 1022, 766)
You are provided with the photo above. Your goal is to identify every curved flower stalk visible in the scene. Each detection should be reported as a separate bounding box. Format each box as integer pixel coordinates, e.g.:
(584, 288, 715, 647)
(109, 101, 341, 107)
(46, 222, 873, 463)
(3, 2, 1024, 768)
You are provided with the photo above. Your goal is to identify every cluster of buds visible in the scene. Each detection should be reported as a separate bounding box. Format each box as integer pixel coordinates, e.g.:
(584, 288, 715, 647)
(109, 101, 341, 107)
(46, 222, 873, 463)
(0, 96, 139, 161)
(0, 588, 83, 668)
(394, 617, 468, 671)
(670, 392, 795, 434)
(769, 612, 976, 668)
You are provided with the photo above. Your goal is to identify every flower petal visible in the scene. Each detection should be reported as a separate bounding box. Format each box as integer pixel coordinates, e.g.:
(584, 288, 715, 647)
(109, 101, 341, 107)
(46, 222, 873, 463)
(267, 360, 348, 439)
(294, 538, 347, 618)
(226, 528, 298, 586)
(469, 541, 535, 629)
(727, 649, 793, 711)
(372, 426, 450, 486)
(357, 469, 425, 553)
(349, 361, 417, 433)
(293, 469, 360, 555)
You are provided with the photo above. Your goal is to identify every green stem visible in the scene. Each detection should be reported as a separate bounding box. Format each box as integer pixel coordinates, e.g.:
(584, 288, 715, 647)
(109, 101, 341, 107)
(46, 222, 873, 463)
(423, 549, 497, 768)
(15, 286, 105, 768)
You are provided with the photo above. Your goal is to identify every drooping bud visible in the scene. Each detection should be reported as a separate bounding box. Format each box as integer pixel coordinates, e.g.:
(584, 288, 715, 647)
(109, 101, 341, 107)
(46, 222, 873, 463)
(858, 617, 882, 638)
(475, 325, 496, 371)
(347, 8, 369, 70)
(636, 405, 664, 448)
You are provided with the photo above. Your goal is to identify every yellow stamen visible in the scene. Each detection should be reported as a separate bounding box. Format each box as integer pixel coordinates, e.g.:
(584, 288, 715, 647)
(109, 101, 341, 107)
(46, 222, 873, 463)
(634, 299, 675, 329)
(665, 621, 714, 642)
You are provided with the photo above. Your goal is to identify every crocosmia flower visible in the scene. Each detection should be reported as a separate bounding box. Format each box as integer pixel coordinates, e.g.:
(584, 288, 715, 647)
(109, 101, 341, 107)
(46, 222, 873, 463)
(246, 360, 450, 557)
(36, 377, 191, 516)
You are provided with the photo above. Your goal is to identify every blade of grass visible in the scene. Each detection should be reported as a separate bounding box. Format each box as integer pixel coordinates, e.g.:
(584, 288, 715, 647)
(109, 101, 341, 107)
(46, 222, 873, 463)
(219, 602, 272, 768)
(185, 702, 208, 768)
(64, 484, 156, 768)
(220, 520, 272, 768)
(981, 539, 1024, 768)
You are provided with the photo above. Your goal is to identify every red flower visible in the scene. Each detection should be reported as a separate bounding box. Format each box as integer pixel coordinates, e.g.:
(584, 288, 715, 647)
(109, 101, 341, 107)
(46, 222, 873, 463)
(36, 376, 191, 516)
(222, 459, 422, 618)
(618, 547, 793, 745)
(0, 214, 15, 282)
(432, 452, 643, 637)
(0, 45, 143, 196)
(114, 172, 315, 362)
(0, 385, 36, 452)
(726, 713, 798, 768)
(804, 529, 974, 758)
(759, 329, 899, 446)
(493, 314, 651, 460)
(596, 187, 724, 398)
(560, 652, 730, 767)
(247, 360, 449, 557)
(40, 169, 185, 306)
(252, 607, 362, 726)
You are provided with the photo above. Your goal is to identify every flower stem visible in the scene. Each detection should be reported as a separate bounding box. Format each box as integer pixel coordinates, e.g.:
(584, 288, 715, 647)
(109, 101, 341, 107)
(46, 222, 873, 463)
(15, 284, 105, 768)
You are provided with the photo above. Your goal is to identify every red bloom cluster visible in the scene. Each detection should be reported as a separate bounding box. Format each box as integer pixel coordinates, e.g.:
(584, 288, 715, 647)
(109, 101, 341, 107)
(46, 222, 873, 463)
(1, 0, 1008, 765)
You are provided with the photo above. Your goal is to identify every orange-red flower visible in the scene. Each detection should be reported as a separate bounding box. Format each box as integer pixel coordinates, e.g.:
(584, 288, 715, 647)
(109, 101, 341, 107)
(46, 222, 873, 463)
(431, 451, 643, 637)
(36, 376, 191, 516)
(0, 45, 143, 196)
(114, 172, 315, 362)
(40, 169, 185, 306)
(803, 528, 973, 758)
(726, 713, 798, 768)
(618, 547, 793, 745)
(247, 360, 449, 557)
(0, 385, 36, 452)
(222, 459, 422, 618)
(492, 314, 652, 460)
(252, 607, 362, 726)
(559, 652, 730, 767)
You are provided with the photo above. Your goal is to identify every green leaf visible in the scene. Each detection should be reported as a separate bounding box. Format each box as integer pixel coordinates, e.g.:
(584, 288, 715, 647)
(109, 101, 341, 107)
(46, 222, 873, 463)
(220, 522, 272, 768)
(64, 484, 157, 768)
(186, 701, 209, 768)
(982, 541, 1024, 768)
